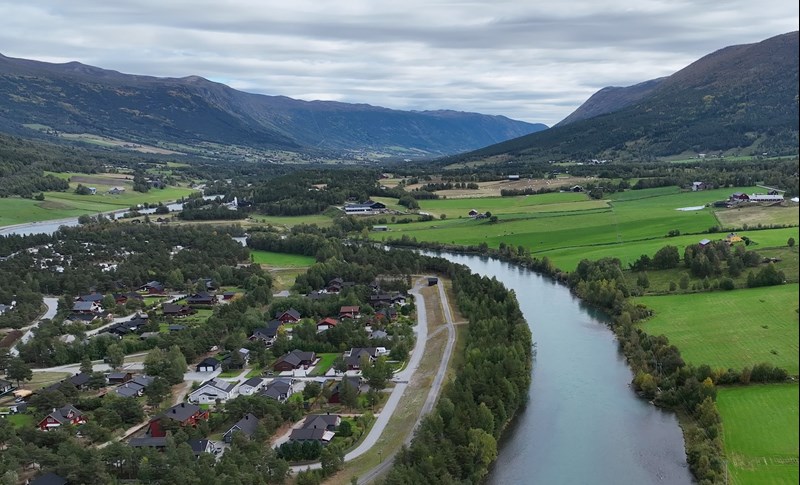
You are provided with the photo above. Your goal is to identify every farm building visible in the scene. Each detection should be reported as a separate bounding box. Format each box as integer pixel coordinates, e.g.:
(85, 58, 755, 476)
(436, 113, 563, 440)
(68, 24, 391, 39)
(507, 175, 520, 181)
(748, 194, 784, 203)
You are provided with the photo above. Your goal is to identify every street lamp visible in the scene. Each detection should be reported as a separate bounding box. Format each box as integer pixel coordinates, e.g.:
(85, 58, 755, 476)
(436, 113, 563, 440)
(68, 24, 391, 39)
(378, 450, 382, 463)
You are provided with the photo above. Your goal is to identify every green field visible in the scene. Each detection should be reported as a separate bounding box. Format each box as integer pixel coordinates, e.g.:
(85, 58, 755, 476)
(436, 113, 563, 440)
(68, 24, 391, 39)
(251, 213, 335, 228)
(638, 284, 800, 374)
(250, 250, 316, 267)
(717, 384, 799, 484)
(371, 186, 794, 271)
(0, 173, 196, 227)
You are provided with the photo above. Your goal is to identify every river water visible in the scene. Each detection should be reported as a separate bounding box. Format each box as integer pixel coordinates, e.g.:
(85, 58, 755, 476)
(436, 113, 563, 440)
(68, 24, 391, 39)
(431, 252, 692, 485)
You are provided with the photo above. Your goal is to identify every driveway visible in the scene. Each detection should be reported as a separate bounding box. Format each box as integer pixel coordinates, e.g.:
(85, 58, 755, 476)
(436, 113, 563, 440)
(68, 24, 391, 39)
(10, 296, 59, 356)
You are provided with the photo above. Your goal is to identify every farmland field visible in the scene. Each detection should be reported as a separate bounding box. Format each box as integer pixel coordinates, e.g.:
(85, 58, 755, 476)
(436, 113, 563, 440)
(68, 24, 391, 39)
(638, 284, 800, 374)
(371, 185, 796, 271)
(250, 250, 316, 267)
(717, 384, 799, 484)
(715, 204, 800, 228)
(0, 172, 197, 227)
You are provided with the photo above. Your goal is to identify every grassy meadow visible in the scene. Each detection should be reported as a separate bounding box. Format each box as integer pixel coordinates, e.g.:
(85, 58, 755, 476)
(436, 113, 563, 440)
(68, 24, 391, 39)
(0, 172, 196, 227)
(717, 384, 799, 484)
(637, 284, 800, 374)
(249, 250, 316, 268)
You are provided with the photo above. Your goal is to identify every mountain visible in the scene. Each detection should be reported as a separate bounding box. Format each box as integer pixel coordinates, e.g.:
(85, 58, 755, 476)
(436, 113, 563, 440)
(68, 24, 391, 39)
(0, 54, 546, 159)
(450, 31, 799, 164)
(554, 78, 665, 127)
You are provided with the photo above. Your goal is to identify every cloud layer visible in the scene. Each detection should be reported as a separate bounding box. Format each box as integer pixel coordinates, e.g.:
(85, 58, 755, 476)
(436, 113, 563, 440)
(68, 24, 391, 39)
(2, 1, 797, 125)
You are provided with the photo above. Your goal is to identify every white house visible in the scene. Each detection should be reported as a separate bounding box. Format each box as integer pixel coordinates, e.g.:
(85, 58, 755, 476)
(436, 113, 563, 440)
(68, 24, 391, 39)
(188, 379, 237, 404)
(237, 377, 264, 396)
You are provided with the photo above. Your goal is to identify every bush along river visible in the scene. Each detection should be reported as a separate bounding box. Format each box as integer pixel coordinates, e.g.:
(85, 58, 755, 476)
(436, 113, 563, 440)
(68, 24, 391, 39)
(430, 251, 692, 485)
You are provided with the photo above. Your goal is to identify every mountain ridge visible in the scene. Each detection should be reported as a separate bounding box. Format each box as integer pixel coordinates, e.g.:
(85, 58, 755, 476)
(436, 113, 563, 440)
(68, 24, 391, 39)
(0, 53, 546, 158)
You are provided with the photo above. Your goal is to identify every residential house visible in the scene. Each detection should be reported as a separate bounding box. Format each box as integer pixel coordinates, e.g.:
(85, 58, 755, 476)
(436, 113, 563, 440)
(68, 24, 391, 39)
(37, 404, 87, 431)
(369, 329, 389, 340)
(237, 377, 264, 396)
(221, 291, 237, 301)
(187, 292, 215, 306)
(168, 324, 186, 332)
(699, 239, 712, 247)
(691, 181, 708, 191)
(376, 307, 397, 322)
(729, 192, 750, 202)
(260, 378, 293, 402)
(107, 372, 133, 384)
(221, 348, 250, 370)
(288, 414, 340, 443)
(317, 317, 339, 332)
(275, 308, 301, 323)
(0, 378, 14, 395)
(72, 300, 102, 315)
(570, 185, 584, 192)
(162, 303, 195, 317)
(325, 278, 344, 293)
(148, 403, 209, 437)
(115, 375, 153, 398)
(129, 436, 168, 450)
(196, 357, 220, 373)
(139, 281, 165, 294)
(249, 320, 282, 345)
(67, 372, 91, 390)
(468, 209, 479, 217)
(372, 225, 388, 232)
(329, 377, 362, 404)
(339, 306, 360, 319)
(343, 200, 386, 215)
(108, 186, 125, 195)
(273, 350, 316, 372)
(27, 472, 68, 485)
(187, 438, 215, 456)
(188, 379, 237, 404)
(222, 413, 260, 443)
(344, 347, 386, 370)
(77, 293, 105, 303)
(369, 293, 393, 307)
(427, 277, 438, 286)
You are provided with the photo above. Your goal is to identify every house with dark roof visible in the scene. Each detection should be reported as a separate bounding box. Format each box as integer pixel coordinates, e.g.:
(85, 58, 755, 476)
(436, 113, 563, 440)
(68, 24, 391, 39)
(188, 379, 237, 404)
(344, 347, 386, 370)
(72, 300, 102, 314)
(67, 372, 91, 390)
(37, 404, 87, 431)
(0, 378, 14, 395)
(107, 372, 133, 384)
(115, 383, 144, 398)
(288, 414, 340, 443)
(223, 413, 260, 443)
(376, 307, 398, 321)
(249, 320, 282, 345)
(162, 303, 195, 317)
(27, 472, 68, 485)
(187, 438, 215, 456)
(329, 377, 362, 404)
(196, 357, 221, 373)
(260, 378, 293, 402)
(237, 377, 264, 396)
(77, 293, 104, 303)
(139, 281, 165, 294)
(148, 403, 209, 437)
(273, 350, 316, 372)
(187, 292, 215, 306)
(275, 308, 301, 323)
(129, 436, 168, 450)
(114, 292, 144, 305)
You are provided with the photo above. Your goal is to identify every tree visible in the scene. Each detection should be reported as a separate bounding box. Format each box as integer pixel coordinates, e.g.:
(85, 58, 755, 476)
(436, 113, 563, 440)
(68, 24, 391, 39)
(105, 344, 125, 370)
(652, 245, 680, 269)
(80, 356, 94, 374)
(0, 347, 10, 373)
(339, 378, 359, 410)
(789, 237, 796, 248)
(145, 377, 171, 407)
(636, 272, 650, 289)
(332, 356, 348, 374)
(303, 381, 321, 401)
(6, 357, 32, 387)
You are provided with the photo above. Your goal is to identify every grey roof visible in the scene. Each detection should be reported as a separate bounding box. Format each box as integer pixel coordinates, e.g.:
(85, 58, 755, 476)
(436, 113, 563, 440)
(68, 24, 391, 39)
(0, 378, 12, 388)
(115, 385, 141, 398)
(197, 357, 220, 368)
(225, 413, 259, 438)
(78, 293, 104, 302)
(187, 438, 213, 455)
(260, 379, 292, 400)
(241, 377, 263, 388)
(161, 402, 202, 422)
(47, 404, 84, 424)
(131, 375, 154, 387)
(345, 347, 379, 367)
(370, 330, 389, 339)
(289, 428, 328, 441)
(129, 436, 168, 448)
(68, 372, 91, 387)
(302, 414, 340, 430)
(276, 308, 301, 320)
(275, 349, 315, 368)
(108, 372, 131, 380)
(72, 301, 95, 312)
(201, 379, 236, 393)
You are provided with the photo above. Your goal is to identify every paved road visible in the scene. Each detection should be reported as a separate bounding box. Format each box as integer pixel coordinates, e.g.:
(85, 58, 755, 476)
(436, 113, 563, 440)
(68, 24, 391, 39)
(288, 275, 457, 479)
(356, 278, 457, 484)
(9, 296, 59, 356)
(85, 293, 186, 337)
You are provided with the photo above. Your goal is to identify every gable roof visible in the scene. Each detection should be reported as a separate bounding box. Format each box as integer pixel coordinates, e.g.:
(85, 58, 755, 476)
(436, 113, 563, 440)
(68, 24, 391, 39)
(187, 438, 213, 455)
(78, 293, 104, 302)
(226, 412, 259, 437)
(241, 377, 263, 388)
(276, 308, 301, 320)
(68, 372, 91, 387)
(72, 301, 96, 312)
(129, 436, 168, 448)
(195, 379, 236, 394)
(260, 378, 292, 400)
(289, 428, 331, 441)
(275, 349, 315, 368)
(160, 402, 202, 422)
(46, 404, 85, 424)
(302, 414, 340, 430)
(197, 357, 220, 367)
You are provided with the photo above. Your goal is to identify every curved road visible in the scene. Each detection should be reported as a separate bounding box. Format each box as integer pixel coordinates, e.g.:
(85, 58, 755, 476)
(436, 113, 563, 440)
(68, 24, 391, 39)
(289, 276, 456, 481)
(9, 296, 59, 356)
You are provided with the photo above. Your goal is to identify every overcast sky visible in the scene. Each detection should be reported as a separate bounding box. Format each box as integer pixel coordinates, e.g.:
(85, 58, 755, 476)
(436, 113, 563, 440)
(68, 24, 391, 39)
(2, 1, 797, 126)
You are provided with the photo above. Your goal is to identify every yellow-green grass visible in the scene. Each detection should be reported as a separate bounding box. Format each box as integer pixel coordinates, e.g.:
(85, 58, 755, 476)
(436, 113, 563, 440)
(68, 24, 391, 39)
(268, 268, 305, 292)
(638, 284, 799, 374)
(5, 414, 33, 428)
(715, 204, 800, 229)
(416, 191, 592, 217)
(717, 383, 799, 484)
(249, 250, 315, 268)
(251, 213, 334, 228)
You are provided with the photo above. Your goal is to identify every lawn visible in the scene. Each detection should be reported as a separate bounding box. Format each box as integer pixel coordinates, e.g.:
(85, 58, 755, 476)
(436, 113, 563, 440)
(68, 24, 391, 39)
(4, 414, 34, 428)
(249, 250, 316, 268)
(309, 353, 339, 377)
(638, 284, 800, 374)
(269, 268, 306, 292)
(717, 383, 799, 484)
(251, 213, 334, 228)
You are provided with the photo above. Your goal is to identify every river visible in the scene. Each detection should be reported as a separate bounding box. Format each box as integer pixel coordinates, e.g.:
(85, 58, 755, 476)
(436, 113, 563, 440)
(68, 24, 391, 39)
(431, 252, 692, 485)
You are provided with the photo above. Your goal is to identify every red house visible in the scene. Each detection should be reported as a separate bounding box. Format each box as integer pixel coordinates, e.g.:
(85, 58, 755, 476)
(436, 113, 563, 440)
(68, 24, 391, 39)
(148, 402, 209, 438)
(37, 404, 87, 431)
(275, 308, 301, 324)
(273, 350, 316, 372)
(317, 317, 339, 331)
(339, 306, 360, 319)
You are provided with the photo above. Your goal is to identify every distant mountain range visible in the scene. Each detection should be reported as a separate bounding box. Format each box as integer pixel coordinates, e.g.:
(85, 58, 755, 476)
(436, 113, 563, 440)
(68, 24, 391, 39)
(0, 54, 546, 159)
(451, 31, 799, 163)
